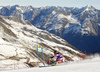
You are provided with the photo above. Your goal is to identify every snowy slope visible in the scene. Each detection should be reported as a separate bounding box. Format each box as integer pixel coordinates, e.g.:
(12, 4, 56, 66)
(0, 15, 84, 70)
(1, 55, 100, 72)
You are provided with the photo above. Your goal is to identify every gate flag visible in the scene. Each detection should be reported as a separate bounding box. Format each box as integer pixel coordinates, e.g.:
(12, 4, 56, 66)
(37, 41, 45, 67)
(38, 45, 43, 52)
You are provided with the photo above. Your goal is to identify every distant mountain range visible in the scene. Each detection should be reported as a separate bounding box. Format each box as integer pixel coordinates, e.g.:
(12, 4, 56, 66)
(0, 5, 100, 53)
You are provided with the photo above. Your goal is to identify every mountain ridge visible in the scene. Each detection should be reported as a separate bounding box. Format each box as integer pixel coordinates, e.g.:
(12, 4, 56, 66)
(0, 5, 100, 53)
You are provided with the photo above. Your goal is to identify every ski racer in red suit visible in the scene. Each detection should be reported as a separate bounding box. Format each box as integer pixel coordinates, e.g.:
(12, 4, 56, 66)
(49, 51, 65, 64)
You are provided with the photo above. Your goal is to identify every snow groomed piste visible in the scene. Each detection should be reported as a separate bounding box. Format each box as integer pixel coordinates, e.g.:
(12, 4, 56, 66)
(1, 54, 100, 72)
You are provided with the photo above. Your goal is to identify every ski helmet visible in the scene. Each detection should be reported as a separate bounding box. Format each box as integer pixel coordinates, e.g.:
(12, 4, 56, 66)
(54, 50, 58, 54)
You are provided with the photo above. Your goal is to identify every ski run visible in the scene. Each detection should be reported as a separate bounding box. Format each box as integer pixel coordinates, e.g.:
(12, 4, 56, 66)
(1, 55, 100, 72)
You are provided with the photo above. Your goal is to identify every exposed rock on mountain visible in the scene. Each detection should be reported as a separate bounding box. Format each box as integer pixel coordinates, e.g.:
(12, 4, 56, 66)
(0, 5, 100, 53)
(0, 15, 84, 69)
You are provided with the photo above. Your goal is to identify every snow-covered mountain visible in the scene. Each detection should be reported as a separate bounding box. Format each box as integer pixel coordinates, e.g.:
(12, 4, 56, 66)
(0, 5, 100, 53)
(0, 15, 84, 70)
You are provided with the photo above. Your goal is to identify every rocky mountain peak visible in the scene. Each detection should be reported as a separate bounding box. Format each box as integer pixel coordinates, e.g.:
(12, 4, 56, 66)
(86, 5, 95, 10)
(82, 5, 96, 12)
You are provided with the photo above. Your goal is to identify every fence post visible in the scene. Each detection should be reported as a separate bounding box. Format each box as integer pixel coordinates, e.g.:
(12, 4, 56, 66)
(85, 51, 87, 59)
(17, 62, 19, 69)
(14, 62, 15, 70)
(14, 62, 19, 69)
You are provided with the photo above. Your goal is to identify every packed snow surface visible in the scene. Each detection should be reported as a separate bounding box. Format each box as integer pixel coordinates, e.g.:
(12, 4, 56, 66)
(1, 56, 100, 72)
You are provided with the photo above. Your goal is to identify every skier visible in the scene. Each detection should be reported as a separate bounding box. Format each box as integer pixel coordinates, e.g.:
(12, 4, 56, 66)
(49, 50, 65, 65)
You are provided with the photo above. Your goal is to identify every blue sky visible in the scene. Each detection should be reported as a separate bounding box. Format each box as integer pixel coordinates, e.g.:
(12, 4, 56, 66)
(0, 0, 100, 9)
